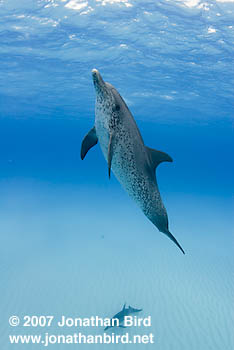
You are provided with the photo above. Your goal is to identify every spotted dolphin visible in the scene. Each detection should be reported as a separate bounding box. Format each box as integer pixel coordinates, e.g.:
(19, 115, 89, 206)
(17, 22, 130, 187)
(81, 69, 185, 254)
(104, 304, 142, 331)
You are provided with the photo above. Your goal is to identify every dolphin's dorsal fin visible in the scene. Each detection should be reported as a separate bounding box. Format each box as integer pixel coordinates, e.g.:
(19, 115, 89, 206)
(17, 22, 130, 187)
(146, 146, 173, 171)
(81, 126, 98, 160)
(122, 303, 126, 311)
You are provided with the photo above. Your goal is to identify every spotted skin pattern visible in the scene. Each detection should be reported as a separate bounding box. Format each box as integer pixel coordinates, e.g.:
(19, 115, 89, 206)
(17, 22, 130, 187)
(88, 69, 184, 254)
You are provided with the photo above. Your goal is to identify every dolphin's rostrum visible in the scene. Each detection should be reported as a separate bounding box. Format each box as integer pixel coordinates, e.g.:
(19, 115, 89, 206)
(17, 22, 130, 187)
(81, 69, 185, 254)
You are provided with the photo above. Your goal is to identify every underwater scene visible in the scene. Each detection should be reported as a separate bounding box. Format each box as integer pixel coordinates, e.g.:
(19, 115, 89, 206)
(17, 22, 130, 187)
(0, 0, 233, 349)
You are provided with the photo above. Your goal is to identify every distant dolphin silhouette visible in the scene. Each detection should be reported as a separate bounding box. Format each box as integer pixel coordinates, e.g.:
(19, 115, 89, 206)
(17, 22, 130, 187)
(81, 69, 185, 254)
(104, 304, 142, 331)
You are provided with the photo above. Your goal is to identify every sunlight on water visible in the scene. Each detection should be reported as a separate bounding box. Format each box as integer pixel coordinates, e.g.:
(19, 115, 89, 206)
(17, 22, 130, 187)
(0, 0, 233, 349)
(0, 0, 233, 120)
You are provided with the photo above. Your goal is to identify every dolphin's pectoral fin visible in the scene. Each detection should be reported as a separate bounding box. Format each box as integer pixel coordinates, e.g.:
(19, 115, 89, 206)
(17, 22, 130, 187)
(108, 133, 114, 179)
(163, 229, 185, 255)
(81, 126, 98, 160)
(146, 146, 173, 171)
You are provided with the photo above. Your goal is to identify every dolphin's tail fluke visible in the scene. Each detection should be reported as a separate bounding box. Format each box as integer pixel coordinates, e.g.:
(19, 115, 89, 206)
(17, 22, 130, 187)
(163, 229, 185, 254)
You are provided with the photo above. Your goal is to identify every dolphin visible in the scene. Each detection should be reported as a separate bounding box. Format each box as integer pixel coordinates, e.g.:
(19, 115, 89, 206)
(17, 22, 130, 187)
(81, 69, 185, 254)
(104, 304, 142, 331)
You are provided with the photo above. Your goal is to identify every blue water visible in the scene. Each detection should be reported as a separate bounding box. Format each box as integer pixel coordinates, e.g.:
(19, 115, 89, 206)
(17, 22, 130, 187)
(0, 0, 233, 349)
